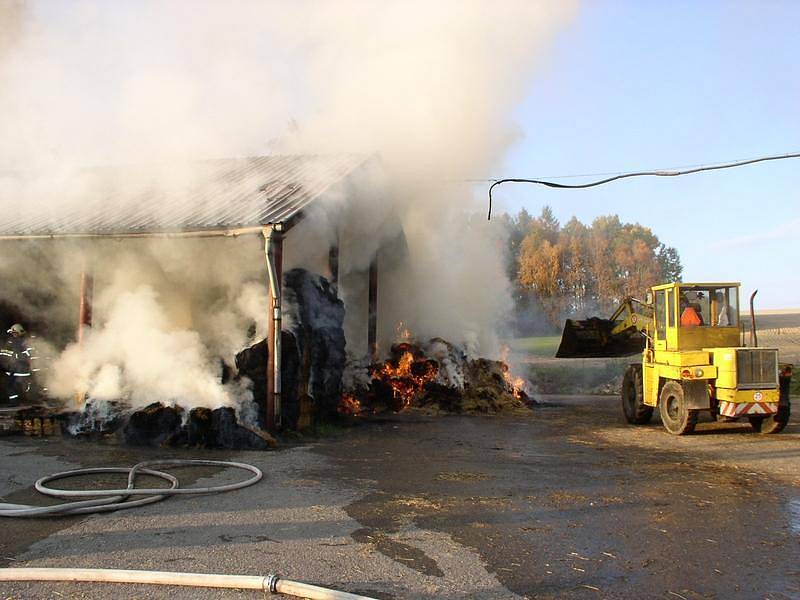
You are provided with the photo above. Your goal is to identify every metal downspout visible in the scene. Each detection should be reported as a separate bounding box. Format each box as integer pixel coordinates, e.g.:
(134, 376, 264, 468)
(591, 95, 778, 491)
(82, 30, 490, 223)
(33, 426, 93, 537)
(263, 226, 283, 428)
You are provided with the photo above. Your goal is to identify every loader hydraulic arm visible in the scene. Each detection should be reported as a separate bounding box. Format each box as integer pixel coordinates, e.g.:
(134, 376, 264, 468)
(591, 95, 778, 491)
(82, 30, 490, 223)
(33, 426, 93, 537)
(609, 297, 652, 337)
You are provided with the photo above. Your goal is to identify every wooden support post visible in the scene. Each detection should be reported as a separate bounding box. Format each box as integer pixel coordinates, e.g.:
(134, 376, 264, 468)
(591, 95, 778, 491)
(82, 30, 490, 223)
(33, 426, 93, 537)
(265, 228, 284, 430)
(328, 244, 339, 294)
(75, 268, 94, 409)
(368, 255, 378, 362)
(77, 271, 94, 343)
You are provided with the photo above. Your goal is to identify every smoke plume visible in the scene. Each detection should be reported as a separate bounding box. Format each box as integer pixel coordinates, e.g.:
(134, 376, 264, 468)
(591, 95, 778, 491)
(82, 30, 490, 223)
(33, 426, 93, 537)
(0, 1, 576, 407)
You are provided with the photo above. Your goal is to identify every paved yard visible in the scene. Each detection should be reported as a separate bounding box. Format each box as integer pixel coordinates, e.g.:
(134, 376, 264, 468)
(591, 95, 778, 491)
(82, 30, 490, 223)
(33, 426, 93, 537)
(1, 396, 798, 599)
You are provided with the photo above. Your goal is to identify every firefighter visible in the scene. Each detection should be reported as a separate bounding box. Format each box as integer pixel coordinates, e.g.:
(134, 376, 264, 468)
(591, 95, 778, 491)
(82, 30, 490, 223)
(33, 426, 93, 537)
(0, 324, 33, 406)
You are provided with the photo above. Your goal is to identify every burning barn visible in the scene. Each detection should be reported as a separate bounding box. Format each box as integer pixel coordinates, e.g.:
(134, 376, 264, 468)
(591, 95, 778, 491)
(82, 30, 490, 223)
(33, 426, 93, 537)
(0, 153, 530, 446)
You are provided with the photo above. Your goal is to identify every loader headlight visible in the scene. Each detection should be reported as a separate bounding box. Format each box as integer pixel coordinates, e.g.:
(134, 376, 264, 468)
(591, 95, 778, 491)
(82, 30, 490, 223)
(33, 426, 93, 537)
(694, 368, 704, 378)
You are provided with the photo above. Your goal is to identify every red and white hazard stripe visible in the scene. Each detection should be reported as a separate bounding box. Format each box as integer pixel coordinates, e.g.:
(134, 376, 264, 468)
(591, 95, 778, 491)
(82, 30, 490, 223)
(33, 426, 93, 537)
(719, 401, 778, 417)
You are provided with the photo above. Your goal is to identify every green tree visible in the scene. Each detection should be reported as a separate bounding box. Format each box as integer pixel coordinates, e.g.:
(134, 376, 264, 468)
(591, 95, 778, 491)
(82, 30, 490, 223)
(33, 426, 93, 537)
(656, 244, 683, 282)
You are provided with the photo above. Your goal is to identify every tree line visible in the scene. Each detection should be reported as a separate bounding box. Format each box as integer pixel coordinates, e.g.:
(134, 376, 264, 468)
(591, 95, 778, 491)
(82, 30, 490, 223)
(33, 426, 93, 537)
(500, 207, 683, 334)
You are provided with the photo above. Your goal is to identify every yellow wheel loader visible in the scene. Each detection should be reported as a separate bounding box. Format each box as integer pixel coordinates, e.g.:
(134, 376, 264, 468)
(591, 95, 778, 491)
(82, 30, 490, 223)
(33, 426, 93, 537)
(556, 282, 792, 435)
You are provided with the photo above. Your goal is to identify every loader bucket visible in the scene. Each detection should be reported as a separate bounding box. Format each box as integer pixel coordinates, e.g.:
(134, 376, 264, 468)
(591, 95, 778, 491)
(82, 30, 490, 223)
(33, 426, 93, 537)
(555, 317, 645, 358)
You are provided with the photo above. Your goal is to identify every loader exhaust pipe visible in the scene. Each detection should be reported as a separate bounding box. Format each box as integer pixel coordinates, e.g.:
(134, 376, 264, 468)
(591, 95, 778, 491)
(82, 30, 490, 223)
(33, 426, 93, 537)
(749, 289, 758, 347)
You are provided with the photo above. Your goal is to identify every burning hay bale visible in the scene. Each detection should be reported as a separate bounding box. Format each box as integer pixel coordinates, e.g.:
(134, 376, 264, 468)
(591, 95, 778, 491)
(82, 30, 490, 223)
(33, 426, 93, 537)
(342, 338, 532, 416)
(369, 342, 440, 411)
(460, 358, 529, 413)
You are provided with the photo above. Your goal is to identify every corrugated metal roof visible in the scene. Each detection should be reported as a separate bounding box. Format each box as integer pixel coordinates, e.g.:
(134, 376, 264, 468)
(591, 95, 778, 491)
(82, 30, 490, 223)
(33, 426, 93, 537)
(0, 154, 372, 237)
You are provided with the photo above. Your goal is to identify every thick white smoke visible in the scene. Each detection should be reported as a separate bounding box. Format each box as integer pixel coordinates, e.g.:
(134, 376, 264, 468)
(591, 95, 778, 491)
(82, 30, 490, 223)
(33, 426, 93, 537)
(0, 1, 576, 406)
(48, 286, 235, 407)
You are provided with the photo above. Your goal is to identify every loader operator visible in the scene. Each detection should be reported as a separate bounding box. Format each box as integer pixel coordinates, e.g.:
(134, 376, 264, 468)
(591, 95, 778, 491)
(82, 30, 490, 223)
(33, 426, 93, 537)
(716, 292, 731, 326)
(0, 324, 33, 406)
(680, 295, 702, 327)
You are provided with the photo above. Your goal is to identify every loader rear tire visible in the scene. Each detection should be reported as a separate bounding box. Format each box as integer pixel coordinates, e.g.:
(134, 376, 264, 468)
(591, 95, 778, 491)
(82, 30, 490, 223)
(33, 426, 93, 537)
(659, 381, 697, 435)
(622, 365, 652, 425)
(749, 402, 790, 434)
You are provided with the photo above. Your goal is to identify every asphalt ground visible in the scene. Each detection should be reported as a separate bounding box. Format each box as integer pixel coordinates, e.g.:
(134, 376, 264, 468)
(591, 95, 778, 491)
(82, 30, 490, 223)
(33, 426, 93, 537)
(0, 395, 798, 599)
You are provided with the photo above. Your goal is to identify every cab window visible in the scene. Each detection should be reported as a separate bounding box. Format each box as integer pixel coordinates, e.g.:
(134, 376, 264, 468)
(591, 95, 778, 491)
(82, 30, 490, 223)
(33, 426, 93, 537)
(680, 286, 738, 327)
(712, 286, 738, 327)
(655, 290, 666, 338)
(667, 289, 675, 328)
(679, 289, 705, 327)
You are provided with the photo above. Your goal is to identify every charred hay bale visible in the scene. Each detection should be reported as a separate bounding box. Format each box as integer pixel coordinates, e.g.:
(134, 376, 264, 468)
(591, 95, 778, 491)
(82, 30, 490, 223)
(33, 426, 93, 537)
(121, 402, 184, 447)
(411, 358, 438, 379)
(420, 382, 462, 412)
(309, 326, 346, 419)
(186, 406, 274, 450)
(187, 407, 214, 447)
(368, 377, 395, 411)
(236, 338, 267, 376)
(283, 269, 346, 422)
(60, 400, 127, 437)
(212, 407, 274, 450)
(234, 330, 300, 428)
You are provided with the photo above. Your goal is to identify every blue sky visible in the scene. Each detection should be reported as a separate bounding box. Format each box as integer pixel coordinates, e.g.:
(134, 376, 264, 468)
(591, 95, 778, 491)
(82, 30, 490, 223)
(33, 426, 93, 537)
(489, 1, 800, 309)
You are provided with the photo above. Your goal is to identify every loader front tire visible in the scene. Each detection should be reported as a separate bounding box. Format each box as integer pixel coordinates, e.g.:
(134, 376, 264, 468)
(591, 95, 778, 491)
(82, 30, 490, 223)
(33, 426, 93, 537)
(622, 365, 652, 425)
(659, 381, 697, 435)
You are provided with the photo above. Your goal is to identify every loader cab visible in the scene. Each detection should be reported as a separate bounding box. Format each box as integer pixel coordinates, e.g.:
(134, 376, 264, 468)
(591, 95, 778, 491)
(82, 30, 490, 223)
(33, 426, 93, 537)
(650, 282, 741, 352)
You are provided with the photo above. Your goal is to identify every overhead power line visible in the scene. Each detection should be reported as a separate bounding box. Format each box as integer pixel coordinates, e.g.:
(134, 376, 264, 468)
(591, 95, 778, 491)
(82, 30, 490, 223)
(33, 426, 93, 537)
(486, 151, 800, 220)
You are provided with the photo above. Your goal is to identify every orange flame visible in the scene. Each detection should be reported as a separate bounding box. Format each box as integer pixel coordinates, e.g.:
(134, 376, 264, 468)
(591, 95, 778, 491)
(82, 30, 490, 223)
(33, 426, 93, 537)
(505, 370, 527, 400)
(371, 348, 438, 409)
(500, 345, 526, 400)
(338, 393, 362, 416)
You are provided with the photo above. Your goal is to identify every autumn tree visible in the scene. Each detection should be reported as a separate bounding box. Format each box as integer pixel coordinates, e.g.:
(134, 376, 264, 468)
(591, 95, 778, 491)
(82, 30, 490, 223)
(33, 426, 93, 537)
(510, 206, 682, 330)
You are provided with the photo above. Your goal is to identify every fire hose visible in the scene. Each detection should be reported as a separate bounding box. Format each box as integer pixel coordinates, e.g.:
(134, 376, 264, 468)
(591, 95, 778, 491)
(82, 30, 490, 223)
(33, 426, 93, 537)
(0, 568, 378, 599)
(0, 459, 379, 598)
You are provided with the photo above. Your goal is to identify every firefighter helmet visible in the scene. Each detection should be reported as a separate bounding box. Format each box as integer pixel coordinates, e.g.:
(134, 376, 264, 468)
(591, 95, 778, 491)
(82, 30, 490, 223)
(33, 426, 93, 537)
(7, 324, 25, 335)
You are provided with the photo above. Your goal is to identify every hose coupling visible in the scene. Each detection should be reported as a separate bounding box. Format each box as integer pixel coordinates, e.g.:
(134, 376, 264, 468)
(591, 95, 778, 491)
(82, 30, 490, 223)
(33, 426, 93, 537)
(263, 573, 280, 593)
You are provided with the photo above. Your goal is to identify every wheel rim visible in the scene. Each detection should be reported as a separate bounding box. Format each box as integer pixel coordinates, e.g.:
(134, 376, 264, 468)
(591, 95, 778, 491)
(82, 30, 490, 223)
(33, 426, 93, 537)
(665, 394, 680, 423)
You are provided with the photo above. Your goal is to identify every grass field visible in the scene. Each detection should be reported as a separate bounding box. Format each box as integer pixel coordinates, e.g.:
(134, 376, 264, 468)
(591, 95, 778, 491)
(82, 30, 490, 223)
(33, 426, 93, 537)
(507, 335, 561, 357)
(507, 334, 626, 394)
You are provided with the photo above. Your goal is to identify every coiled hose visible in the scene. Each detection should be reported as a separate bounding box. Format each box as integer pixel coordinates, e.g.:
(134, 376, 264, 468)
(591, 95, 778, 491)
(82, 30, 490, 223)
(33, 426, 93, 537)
(0, 460, 379, 598)
(0, 459, 263, 517)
